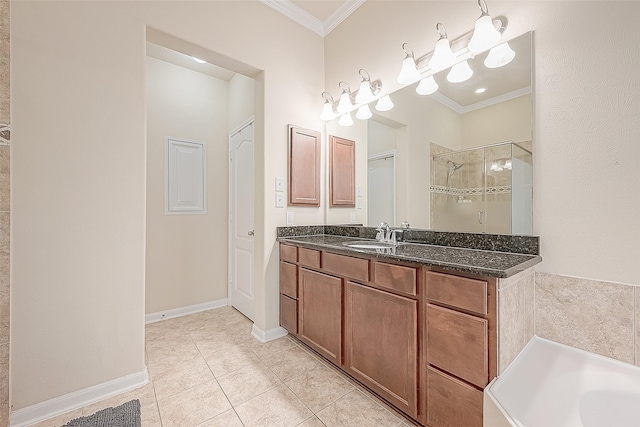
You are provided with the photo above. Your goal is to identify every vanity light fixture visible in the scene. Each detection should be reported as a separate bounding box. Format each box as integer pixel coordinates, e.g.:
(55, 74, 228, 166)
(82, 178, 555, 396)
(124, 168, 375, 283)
(447, 60, 474, 83)
(192, 57, 207, 64)
(320, 92, 338, 121)
(397, 43, 421, 84)
(484, 42, 516, 68)
(468, 0, 502, 54)
(356, 104, 373, 120)
(416, 76, 439, 95)
(336, 81, 354, 114)
(355, 69, 381, 104)
(375, 95, 394, 112)
(428, 23, 457, 71)
(338, 112, 354, 126)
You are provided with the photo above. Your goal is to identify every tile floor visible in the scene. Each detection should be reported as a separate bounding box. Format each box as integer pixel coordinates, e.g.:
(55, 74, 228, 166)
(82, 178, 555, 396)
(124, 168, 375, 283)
(32, 306, 414, 427)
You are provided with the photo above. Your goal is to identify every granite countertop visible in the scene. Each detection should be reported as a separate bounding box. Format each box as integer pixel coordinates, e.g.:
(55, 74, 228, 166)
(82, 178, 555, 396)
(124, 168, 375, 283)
(278, 234, 541, 278)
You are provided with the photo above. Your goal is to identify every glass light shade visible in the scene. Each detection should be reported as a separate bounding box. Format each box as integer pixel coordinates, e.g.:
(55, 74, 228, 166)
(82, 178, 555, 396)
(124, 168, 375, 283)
(356, 104, 372, 120)
(490, 161, 499, 171)
(484, 42, 516, 68)
(355, 80, 375, 104)
(338, 113, 354, 126)
(320, 101, 336, 121)
(375, 95, 394, 112)
(447, 60, 473, 83)
(504, 159, 513, 170)
(416, 76, 439, 95)
(397, 56, 421, 84)
(428, 38, 456, 71)
(337, 91, 353, 114)
(468, 15, 501, 54)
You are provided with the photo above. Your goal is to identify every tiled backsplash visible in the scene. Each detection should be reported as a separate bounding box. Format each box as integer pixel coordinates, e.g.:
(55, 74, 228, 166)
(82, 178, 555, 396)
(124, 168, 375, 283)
(1, 0, 9, 423)
(535, 272, 637, 365)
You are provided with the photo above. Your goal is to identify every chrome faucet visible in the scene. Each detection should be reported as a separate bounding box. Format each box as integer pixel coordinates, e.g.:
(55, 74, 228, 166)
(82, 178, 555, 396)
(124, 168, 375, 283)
(376, 222, 391, 243)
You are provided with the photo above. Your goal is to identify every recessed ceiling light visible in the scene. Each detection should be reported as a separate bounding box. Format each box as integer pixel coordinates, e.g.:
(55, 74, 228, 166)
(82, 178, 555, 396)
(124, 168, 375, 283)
(192, 57, 206, 64)
(475, 87, 487, 94)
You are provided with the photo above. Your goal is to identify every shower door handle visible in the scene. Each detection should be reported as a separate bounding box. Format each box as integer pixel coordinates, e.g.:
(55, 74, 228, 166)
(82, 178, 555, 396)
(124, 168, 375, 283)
(478, 211, 484, 224)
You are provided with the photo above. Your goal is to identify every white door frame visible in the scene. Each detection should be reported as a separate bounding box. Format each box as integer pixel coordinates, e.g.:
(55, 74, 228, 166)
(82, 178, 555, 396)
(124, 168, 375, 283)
(367, 150, 396, 226)
(228, 116, 254, 310)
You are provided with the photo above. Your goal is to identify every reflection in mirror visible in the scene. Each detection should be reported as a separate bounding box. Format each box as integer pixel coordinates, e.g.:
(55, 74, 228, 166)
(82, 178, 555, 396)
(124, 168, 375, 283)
(326, 32, 533, 235)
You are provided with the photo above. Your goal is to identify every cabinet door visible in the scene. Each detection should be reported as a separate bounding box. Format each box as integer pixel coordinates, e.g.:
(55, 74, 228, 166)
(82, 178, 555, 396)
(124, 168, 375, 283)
(298, 268, 342, 365)
(426, 366, 483, 427)
(280, 261, 297, 299)
(344, 281, 418, 417)
(288, 126, 321, 206)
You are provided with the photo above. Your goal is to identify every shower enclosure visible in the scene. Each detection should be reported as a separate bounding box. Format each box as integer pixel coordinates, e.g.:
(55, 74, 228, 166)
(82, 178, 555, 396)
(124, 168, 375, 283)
(431, 142, 533, 235)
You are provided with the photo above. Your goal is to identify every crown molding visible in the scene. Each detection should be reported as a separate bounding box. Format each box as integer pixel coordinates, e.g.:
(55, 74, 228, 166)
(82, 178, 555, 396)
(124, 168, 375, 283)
(324, 0, 366, 35)
(259, 0, 324, 36)
(259, 0, 364, 37)
(431, 86, 532, 114)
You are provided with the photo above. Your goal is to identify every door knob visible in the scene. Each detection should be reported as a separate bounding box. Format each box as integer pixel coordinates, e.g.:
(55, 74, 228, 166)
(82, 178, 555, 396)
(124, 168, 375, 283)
(248, 230, 255, 236)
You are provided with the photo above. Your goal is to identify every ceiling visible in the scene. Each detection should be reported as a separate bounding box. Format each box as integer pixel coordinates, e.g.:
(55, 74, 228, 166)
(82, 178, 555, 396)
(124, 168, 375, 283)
(146, 42, 236, 81)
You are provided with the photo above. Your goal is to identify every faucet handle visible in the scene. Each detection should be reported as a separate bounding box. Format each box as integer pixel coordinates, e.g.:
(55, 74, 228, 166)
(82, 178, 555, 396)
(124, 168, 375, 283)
(376, 221, 389, 231)
(401, 221, 410, 229)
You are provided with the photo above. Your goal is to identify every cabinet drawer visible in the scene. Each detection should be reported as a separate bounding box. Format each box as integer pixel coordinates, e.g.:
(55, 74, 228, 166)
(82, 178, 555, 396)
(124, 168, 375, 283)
(426, 271, 487, 315)
(373, 262, 417, 296)
(280, 244, 297, 263)
(322, 252, 369, 282)
(426, 366, 483, 427)
(280, 261, 297, 298)
(299, 247, 321, 269)
(280, 294, 297, 334)
(427, 304, 488, 388)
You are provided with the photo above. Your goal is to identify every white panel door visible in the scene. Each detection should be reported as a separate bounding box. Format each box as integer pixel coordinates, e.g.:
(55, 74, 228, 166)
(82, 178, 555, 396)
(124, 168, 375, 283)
(229, 122, 254, 320)
(368, 155, 395, 226)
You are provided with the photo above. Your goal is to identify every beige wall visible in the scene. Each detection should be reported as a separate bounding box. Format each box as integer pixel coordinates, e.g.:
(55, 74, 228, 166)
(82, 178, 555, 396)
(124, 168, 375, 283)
(228, 73, 254, 132)
(145, 56, 230, 314)
(461, 94, 532, 148)
(325, 1, 640, 286)
(0, 0, 8, 423)
(12, 0, 324, 411)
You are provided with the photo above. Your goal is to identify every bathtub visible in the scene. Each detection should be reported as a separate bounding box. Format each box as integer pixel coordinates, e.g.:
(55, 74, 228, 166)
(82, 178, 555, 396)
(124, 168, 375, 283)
(484, 336, 640, 427)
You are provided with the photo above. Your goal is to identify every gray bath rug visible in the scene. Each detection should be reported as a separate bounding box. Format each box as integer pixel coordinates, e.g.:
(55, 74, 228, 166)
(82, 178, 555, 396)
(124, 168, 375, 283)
(63, 399, 141, 427)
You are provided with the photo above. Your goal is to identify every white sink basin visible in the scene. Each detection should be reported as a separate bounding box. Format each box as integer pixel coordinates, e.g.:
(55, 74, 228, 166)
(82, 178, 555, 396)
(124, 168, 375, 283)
(343, 241, 399, 250)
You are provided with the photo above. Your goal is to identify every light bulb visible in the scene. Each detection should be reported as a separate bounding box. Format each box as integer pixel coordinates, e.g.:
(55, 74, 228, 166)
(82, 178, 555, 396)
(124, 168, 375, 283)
(338, 113, 354, 126)
(192, 57, 207, 64)
(416, 76, 439, 95)
(320, 101, 336, 121)
(428, 38, 456, 71)
(337, 91, 353, 114)
(447, 60, 473, 83)
(484, 42, 516, 68)
(468, 14, 501, 54)
(397, 56, 421, 84)
(356, 104, 372, 120)
(375, 95, 394, 112)
(355, 80, 375, 104)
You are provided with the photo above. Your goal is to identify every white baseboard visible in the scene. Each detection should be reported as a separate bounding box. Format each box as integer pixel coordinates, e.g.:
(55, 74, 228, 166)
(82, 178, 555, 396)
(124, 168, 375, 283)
(251, 324, 288, 343)
(10, 368, 149, 427)
(145, 298, 228, 324)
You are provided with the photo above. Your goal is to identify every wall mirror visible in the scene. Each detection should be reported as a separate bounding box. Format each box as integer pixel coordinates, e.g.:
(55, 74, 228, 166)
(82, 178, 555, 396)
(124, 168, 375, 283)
(326, 31, 533, 235)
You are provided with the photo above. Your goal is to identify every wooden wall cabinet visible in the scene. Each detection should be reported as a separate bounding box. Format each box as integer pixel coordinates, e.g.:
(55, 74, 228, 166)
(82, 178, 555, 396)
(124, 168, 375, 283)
(288, 126, 321, 206)
(329, 136, 356, 207)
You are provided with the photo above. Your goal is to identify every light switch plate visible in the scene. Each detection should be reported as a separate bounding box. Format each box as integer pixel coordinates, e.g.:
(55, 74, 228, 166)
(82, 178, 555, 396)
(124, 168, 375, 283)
(350, 212, 356, 223)
(356, 185, 362, 197)
(276, 193, 284, 208)
(356, 197, 362, 209)
(275, 177, 285, 192)
(286, 212, 294, 225)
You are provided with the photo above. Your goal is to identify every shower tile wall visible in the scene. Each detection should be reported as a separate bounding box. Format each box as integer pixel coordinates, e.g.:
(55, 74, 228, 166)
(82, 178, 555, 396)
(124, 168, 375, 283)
(535, 273, 637, 365)
(0, 0, 9, 423)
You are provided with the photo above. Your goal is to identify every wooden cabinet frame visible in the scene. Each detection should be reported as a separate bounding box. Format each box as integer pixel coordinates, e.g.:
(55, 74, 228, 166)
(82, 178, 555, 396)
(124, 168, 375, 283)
(329, 135, 356, 207)
(288, 125, 321, 206)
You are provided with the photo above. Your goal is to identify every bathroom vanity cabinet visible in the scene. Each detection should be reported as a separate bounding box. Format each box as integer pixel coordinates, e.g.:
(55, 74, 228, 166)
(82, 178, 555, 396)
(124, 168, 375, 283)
(278, 242, 498, 426)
